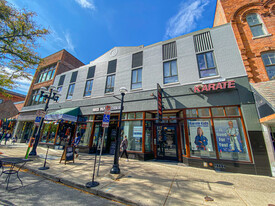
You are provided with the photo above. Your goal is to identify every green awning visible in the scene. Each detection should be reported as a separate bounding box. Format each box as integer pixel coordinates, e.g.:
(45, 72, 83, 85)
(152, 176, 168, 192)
(45, 107, 80, 122)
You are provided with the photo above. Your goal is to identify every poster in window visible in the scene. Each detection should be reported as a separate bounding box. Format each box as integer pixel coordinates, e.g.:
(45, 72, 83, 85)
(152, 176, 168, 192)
(189, 121, 214, 151)
(133, 126, 143, 138)
(214, 120, 243, 153)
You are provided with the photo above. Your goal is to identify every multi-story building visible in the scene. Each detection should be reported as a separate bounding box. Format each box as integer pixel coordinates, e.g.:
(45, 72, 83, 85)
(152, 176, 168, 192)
(15, 49, 84, 143)
(0, 90, 26, 131)
(214, 0, 275, 176)
(41, 23, 271, 176)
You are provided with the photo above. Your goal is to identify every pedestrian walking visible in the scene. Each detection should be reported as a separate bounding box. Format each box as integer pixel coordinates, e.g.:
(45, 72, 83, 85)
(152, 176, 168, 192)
(73, 132, 81, 158)
(4, 130, 12, 145)
(120, 135, 129, 161)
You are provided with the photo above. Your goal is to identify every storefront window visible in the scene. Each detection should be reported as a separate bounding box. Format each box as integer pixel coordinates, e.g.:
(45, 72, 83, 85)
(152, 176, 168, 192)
(76, 123, 92, 146)
(47, 123, 58, 143)
(41, 123, 51, 143)
(145, 113, 153, 119)
(225, 106, 239, 116)
(188, 119, 216, 158)
(145, 121, 152, 152)
(214, 119, 250, 161)
(122, 113, 127, 119)
(122, 120, 143, 151)
(211, 107, 225, 116)
(186, 109, 197, 118)
(136, 112, 143, 119)
(198, 108, 210, 117)
(128, 113, 135, 119)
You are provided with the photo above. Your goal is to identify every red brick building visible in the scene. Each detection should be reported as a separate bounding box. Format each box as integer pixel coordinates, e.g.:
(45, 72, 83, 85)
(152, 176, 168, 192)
(15, 49, 84, 142)
(214, 0, 275, 176)
(0, 89, 25, 104)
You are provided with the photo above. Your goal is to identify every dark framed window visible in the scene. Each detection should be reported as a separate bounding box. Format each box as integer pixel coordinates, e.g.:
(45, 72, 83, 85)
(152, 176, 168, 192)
(58, 75, 65, 86)
(105, 75, 115, 93)
(246, 13, 267, 37)
(197, 51, 217, 78)
(66, 83, 75, 100)
(131, 68, 142, 89)
(84, 79, 94, 96)
(163, 60, 178, 84)
(107, 60, 117, 74)
(132, 52, 143, 68)
(70, 71, 78, 83)
(36, 64, 56, 83)
(261, 52, 275, 80)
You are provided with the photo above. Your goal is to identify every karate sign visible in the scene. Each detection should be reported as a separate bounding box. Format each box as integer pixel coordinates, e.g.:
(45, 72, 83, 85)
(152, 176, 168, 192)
(102, 105, 111, 128)
(194, 80, 236, 93)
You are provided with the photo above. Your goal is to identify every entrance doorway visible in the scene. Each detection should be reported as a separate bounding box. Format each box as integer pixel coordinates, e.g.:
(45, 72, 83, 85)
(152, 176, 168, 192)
(156, 125, 178, 161)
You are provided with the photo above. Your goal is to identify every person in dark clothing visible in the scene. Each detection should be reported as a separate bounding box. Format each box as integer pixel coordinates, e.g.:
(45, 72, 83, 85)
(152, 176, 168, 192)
(194, 127, 208, 150)
(73, 132, 81, 158)
(120, 135, 129, 161)
(4, 130, 12, 145)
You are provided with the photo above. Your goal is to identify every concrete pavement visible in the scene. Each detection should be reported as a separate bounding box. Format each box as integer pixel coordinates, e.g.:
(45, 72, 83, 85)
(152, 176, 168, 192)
(1, 143, 275, 206)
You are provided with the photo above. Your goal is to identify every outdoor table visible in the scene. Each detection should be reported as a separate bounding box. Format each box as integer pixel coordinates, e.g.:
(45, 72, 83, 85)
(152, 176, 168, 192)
(0, 157, 32, 190)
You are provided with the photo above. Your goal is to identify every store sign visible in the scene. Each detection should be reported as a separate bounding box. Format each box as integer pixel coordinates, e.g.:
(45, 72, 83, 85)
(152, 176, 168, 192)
(34, 116, 42, 126)
(93, 105, 121, 112)
(194, 80, 236, 93)
(157, 83, 163, 122)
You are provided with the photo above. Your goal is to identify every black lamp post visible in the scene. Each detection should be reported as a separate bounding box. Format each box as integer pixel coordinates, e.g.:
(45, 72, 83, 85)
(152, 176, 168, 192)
(110, 87, 127, 174)
(29, 86, 60, 156)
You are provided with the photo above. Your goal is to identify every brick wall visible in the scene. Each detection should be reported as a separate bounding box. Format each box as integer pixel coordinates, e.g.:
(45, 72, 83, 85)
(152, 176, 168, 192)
(214, 0, 275, 83)
(24, 49, 84, 106)
(0, 92, 25, 103)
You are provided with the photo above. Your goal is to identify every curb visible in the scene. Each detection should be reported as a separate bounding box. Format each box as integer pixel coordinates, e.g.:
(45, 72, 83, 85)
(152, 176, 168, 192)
(23, 164, 140, 206)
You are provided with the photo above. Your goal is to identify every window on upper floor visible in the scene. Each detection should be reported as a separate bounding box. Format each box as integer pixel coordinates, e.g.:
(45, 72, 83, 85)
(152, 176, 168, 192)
(246, 13, 267, 37)
(66, 83, 75, 100)
(262, 52, 275, 80)
(196, 51, 217, 78)
(84, 66, 95, 97)
(105, 74, 115, 93)
(36, 64, 56, 84)
(131, 68, 142, 89)
(163, 60, 178, 84)
(162, 42, 178, 84)
(105, 60, 116, 93)
(131, 52, 143, 89)
(66, 71, 78, 100)
(57, 75, 65, 93)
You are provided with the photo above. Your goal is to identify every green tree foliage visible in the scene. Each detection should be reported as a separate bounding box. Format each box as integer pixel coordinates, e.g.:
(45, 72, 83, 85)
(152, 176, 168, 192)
(0, 0, 49, 93)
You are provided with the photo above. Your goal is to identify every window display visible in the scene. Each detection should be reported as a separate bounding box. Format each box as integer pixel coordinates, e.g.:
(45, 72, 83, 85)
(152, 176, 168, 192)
(188, 119, 216, 158)
(122, 121, 143, 151)
(214, 119, 250, 161)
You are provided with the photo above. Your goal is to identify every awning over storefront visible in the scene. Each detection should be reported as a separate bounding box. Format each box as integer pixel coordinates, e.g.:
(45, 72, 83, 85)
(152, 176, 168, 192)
(45, 107, 80, 122)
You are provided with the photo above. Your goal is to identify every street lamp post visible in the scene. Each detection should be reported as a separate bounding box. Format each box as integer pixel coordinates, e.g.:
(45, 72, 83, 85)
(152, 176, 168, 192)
(29, 86, 60, 156)
(110, 87, 127, 174)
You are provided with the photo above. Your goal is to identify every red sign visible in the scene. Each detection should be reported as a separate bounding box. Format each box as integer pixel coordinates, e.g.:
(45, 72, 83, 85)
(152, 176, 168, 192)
(194, 80, 236, 93)
(157, 84, 162, 122)
(102, 105, 111, 128)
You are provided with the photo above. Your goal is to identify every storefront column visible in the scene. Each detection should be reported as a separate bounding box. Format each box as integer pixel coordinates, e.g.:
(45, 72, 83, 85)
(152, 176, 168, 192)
(183, 110, 190, 157)
(142, 112, 145, 153)
(88, 116, 96, 148)
(53, 123, 60, 145)
(261, 124, 275, 176)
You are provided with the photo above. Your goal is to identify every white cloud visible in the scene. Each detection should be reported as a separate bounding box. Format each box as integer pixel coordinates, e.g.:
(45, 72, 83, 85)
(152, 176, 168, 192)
(64, 33, 75, 53)
(75, 0, 96, 10)
(164, 0, 210, 39)
(1, 67, 33, 94)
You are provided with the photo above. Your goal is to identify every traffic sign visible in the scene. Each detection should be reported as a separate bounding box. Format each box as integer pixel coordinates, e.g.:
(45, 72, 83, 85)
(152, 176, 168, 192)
(34, 116, 42, 126)
(102, 105, 111, 128)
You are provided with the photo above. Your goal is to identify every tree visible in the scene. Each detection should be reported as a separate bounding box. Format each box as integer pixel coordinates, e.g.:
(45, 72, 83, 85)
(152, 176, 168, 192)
(0, 0, 49, 93)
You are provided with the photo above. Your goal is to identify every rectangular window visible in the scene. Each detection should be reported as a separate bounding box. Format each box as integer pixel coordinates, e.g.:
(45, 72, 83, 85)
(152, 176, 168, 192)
(162, 41, 177, 60)
(131, 68, 142, 89)
(163, 60, 178, 84)
(36, 64, 56, 84)
(107, 59, 117, 74)
(70, 71, 78, 83)
(66, 83, 75, 100)
(87, 66, 95, 79)
(188, 119, 216, 158)
(261, 52, 275, 80)
(197, 51, 217, 78)
(122, 120, 143, 151)
(58, 75, 65, 86)
(84, 79, 93, 96)
(214, 119, 250, 161)
(132, 52, 143, 68)
(105, 75, 115, 93)
(246, 13, 266, 37)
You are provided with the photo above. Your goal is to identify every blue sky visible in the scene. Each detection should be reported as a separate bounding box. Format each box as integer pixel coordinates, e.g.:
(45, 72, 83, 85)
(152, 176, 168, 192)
(7, 0, 217, 95)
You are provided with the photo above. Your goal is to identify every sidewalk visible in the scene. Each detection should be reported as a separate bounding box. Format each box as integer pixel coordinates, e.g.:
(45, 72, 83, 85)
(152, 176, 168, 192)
(1, 143, 275, 206)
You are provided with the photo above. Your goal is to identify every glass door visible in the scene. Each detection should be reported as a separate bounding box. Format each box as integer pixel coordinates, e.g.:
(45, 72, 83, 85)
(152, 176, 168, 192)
(156, 125, 178, 161)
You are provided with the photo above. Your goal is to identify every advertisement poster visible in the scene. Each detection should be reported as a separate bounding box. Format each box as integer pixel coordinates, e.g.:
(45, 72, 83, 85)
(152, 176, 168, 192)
(214, 120, 243, 153)
(189, 121, 214, 151)
(133, 126, 143, 138)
